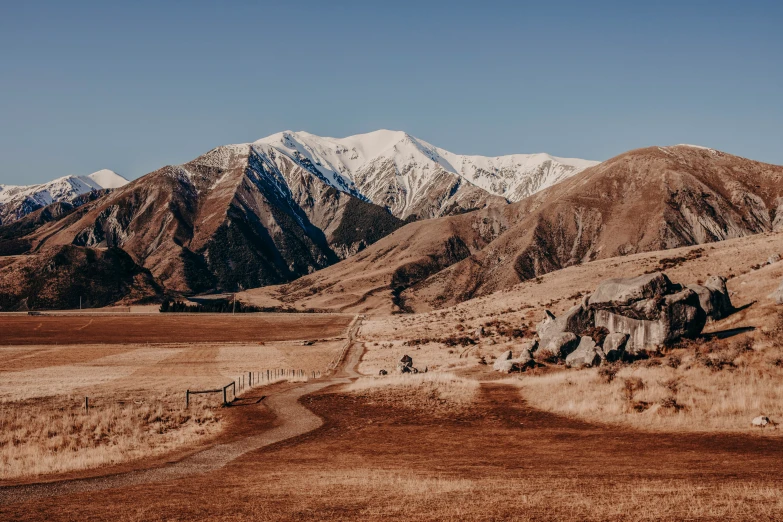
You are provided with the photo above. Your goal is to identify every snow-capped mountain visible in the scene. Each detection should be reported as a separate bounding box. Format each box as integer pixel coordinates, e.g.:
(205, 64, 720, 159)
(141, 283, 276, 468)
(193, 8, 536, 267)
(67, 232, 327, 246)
(253, 130, 598, 219)
(0, 170, 128, 225)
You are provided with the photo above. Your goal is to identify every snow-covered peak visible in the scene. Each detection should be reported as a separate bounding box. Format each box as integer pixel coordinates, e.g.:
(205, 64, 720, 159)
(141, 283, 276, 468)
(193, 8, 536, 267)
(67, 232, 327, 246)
(0, 170, 127, 224)
(252, 129, 598, 204)
(87, 169, 129, 189)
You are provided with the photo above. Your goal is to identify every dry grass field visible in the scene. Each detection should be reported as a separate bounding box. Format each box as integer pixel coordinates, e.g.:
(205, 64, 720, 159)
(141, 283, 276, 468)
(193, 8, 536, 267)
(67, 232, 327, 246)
(5, 384, 783, 521)
(356, 231, 783, 435)
(0, 313, 353, 345)
(0, 313, 353, 482)
(1, 233, 782, 520)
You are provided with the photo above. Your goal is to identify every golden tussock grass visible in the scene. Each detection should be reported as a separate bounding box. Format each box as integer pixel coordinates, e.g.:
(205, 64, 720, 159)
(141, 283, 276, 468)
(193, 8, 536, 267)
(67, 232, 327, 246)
(212, 470, 783, 521)
(0, 393, 220, 481)
(347, 372, 480, 415)
(518, 333, 783, 434)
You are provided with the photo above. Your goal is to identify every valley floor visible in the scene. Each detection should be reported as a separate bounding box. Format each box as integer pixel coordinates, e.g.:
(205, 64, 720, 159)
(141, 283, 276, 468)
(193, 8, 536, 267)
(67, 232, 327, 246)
(2, 233, 783, 520)
(3, 378, 783, 521)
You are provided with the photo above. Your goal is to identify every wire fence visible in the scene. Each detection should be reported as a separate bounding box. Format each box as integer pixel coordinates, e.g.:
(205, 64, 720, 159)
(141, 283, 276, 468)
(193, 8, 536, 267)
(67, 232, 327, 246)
(185, 368, 322, 407)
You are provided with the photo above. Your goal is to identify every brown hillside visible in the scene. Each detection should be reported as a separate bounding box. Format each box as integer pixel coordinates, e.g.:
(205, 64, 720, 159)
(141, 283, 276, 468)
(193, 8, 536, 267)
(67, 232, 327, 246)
(242, 145, 783, 313)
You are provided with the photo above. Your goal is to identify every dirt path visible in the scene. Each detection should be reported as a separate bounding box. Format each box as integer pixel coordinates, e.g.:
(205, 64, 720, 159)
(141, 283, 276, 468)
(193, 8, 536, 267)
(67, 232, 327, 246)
(0, 317, 364, 504)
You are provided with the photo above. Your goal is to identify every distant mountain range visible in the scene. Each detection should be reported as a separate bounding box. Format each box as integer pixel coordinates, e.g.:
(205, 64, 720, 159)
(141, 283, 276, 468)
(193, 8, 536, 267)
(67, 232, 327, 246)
(3, 132, 780, 313)
(240, 144, 783, 313)
(0, 170, 129, 225)
(253, 130, 597, 219)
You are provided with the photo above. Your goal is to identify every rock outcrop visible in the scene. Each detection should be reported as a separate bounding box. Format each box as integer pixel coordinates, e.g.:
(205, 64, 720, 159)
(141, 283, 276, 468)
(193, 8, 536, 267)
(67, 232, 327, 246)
(532, 271, 723, 364)
(593, 288, 706, 353)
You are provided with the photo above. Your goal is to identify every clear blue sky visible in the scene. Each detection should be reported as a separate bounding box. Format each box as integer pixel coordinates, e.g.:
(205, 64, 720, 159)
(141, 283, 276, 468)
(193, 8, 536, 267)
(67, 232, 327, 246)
(1, 0, 781, 185)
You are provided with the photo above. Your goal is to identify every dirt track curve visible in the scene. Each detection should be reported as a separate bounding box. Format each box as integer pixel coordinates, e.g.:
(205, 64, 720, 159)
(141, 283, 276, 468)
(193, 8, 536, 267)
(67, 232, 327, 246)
(0, 316, 365, 504)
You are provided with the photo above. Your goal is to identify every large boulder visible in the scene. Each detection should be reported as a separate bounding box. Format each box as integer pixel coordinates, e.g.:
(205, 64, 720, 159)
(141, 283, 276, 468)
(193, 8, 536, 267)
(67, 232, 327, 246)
(589, 272, 678, 307)
(493, 348, 536, 373)
(536, 310, 558, 340)
(770, 280, 783, 305)
(493, 359, 518, 373)
(537, 332, 579, 359)
(594, 289, 706, 353)
(537, 300, 594, 348)
(492, 350, 514, 372)
(602, 333, 629, 362)
(687, 275, 733, 321)
(565, 336, 603, 368)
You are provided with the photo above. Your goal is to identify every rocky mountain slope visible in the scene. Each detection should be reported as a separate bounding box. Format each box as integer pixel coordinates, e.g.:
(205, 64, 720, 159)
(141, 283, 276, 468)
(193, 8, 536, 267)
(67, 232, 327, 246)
(241, 145, 783, 313)
(254, 130, 597, 219)
(0, 143, 404, 308)
(0, 130, 596, 309)
(0, 170, 128, 225)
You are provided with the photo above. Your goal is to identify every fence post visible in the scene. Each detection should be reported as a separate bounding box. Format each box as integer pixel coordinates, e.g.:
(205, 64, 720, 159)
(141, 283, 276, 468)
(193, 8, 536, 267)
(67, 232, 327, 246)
(249, 371, 252, 387)
(186, 390, 189, 409)
(223, 386, 227, 406)
(85, 396, 89, 413)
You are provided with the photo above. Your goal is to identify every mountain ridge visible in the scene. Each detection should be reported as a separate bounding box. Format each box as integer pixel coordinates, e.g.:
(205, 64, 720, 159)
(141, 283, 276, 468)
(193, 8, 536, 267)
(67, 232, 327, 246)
(0, 170, 128, 225)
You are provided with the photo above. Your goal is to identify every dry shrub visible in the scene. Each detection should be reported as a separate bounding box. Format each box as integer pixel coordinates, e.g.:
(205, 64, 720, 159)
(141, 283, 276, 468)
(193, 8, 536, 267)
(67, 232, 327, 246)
(597, 364, 619, 383)
(695, 336, 756, 372)
(766, 311, 783, 348)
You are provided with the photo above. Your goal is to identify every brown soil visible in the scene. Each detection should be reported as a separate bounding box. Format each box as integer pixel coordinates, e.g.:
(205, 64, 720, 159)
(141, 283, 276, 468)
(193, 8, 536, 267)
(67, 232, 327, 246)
(0, 313, 354, 345)
(3, 382, 783, 521)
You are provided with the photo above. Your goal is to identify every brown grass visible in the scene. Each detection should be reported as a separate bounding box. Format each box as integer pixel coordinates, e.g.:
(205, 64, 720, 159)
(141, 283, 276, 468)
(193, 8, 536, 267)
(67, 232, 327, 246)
(0, 394, 219, 480)
(0, 313, 354, 345)
(518, 333, 783, 434)
(0, 314, 351, 481)
(347, 373, 479, 415)
(7, 385, 783, 521)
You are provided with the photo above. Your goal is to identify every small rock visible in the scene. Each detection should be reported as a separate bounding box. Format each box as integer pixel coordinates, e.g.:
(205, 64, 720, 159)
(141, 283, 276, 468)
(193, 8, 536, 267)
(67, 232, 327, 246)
(378, 369, 388, 376)
(751, 415, 771, 428)
(767, 253, 781, 265)
(493, 359, 519, 373)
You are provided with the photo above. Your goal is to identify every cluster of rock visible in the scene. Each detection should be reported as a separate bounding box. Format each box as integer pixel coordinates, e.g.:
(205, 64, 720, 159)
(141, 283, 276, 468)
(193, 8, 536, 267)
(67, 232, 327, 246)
(491, 342, 537, 373)
(493, 272, 733, 372)
(396, 354, 421, 374)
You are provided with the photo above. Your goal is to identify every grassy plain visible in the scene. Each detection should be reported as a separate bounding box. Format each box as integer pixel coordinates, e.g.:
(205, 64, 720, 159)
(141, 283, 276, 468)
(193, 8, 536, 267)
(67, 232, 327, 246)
(0, 313, 351, 481)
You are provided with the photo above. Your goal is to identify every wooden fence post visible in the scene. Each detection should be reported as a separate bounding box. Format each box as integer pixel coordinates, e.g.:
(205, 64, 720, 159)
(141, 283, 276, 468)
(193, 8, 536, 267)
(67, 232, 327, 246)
(85, 396, 89, 413)
(186, 390, 190, 409)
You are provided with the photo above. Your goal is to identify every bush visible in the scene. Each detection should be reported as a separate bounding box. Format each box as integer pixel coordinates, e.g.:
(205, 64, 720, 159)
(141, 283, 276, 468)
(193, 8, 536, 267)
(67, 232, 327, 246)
(623, 377, 645, 402)
(598, 364, 620, 383)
